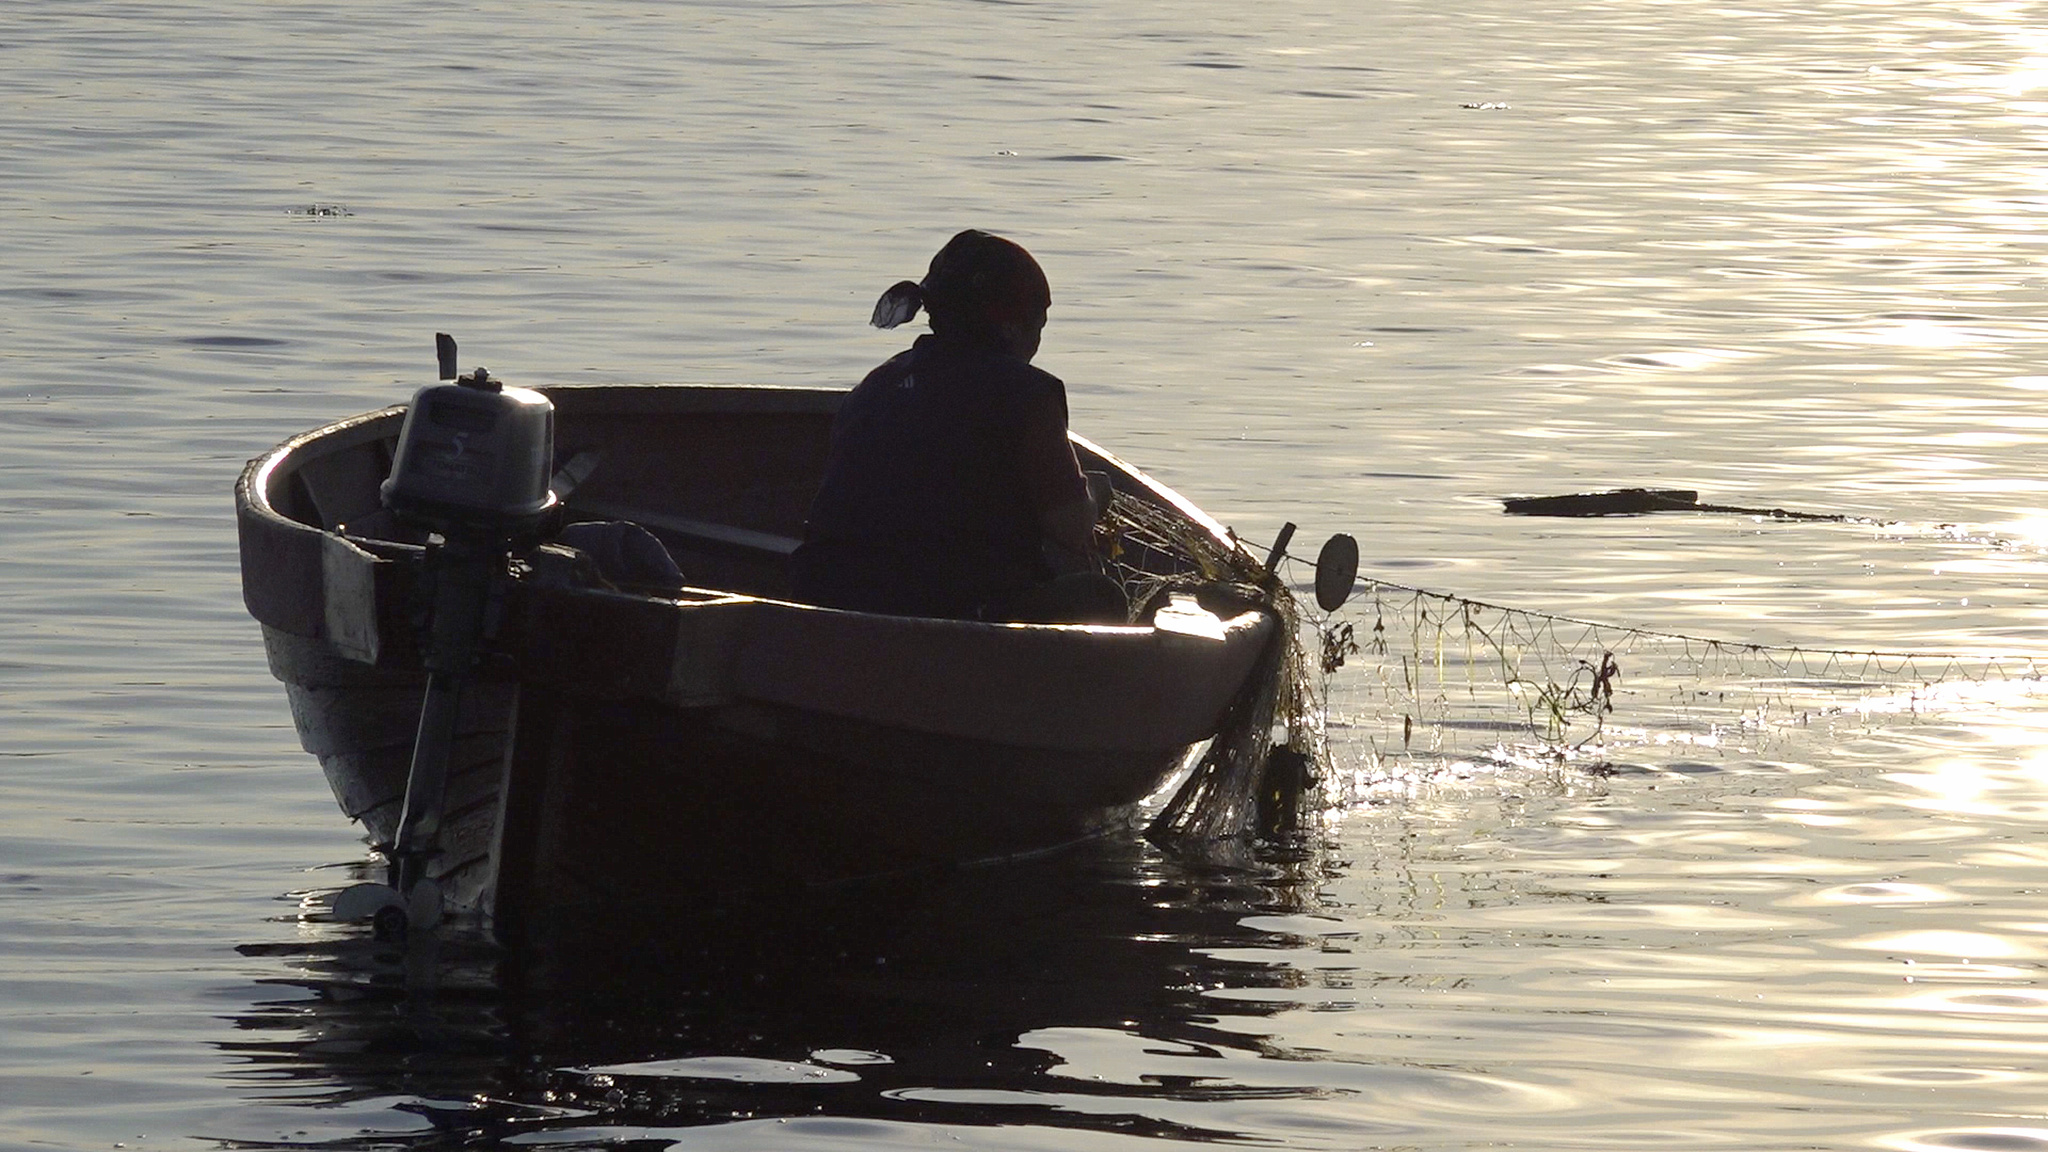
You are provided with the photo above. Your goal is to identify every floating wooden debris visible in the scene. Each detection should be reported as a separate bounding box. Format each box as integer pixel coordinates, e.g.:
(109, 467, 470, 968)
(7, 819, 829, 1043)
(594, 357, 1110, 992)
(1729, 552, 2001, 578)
(1503, 488, 1854, 522)
(1503, 488, 1698, 517)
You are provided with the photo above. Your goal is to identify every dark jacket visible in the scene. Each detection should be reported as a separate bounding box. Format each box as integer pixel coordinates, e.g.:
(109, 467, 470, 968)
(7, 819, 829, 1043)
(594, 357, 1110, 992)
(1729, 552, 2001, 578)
(793, 333, 1086, 618)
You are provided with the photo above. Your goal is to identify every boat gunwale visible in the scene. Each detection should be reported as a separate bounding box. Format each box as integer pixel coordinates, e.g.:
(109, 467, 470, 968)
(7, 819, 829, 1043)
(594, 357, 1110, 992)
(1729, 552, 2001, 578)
(237, 383, 1268, 645)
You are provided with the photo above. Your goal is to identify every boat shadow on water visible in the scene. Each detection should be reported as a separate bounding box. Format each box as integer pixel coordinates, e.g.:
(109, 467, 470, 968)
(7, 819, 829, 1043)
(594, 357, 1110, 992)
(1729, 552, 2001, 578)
(223, 836, 1337, 1149)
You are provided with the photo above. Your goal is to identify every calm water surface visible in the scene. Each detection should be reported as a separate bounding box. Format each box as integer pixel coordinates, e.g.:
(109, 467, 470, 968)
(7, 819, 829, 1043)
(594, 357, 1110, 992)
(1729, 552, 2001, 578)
(8, 1, 2048, 1148)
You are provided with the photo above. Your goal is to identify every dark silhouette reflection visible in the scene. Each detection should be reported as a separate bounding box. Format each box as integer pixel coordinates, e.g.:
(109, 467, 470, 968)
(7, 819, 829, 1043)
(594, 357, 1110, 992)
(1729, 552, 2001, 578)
(221, 836, 1332, 1148)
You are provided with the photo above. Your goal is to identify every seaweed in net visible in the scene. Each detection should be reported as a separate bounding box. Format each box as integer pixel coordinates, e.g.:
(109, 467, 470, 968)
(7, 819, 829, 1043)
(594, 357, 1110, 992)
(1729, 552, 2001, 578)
(1097, 492, 1325, 845)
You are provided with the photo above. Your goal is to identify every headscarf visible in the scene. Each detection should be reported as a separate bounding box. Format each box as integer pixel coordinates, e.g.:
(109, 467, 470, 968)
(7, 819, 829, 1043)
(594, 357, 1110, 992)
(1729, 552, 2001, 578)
(870, 230, 1051, 339)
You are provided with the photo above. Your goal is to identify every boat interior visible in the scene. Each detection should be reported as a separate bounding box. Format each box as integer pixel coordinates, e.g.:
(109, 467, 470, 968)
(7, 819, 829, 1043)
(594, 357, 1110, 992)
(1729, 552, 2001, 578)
(259, 384, 1178, 604)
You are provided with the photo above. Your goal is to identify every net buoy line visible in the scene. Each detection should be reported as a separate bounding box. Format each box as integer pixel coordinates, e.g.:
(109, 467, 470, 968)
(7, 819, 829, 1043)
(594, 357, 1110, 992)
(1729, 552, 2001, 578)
(1087, 490, 2048, 844)
(1270, 552, 2048, 780)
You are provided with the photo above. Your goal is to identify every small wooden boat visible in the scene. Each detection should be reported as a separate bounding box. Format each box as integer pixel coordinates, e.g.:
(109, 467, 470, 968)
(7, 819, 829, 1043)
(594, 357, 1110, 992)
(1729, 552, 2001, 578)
(236, 381, 1283, 940)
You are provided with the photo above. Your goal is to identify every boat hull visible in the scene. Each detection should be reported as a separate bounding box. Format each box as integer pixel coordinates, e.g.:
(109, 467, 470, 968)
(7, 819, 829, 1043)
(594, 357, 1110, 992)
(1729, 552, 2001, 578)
(238, 385, 1275, 933)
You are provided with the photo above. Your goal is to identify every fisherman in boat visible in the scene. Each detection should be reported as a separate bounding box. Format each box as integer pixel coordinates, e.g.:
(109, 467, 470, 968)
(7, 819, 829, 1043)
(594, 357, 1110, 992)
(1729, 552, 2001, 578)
(792, 229, 1126, 623)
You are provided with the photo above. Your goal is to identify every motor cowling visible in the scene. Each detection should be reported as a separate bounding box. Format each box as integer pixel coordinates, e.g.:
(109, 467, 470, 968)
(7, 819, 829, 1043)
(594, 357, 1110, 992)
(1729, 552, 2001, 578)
(380, 367, 557, 534)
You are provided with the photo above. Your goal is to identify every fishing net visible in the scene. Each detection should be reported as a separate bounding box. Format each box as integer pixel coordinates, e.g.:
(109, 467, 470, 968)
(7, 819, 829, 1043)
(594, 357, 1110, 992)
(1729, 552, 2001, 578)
(1099, 493, 1324, 844)
(1282, 568, 2048, 804)
(1100, 490, 2048, 836)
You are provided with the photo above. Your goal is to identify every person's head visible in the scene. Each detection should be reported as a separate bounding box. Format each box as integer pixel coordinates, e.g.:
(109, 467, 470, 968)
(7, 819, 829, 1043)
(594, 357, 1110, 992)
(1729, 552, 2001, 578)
(870, 229, 1051, 360)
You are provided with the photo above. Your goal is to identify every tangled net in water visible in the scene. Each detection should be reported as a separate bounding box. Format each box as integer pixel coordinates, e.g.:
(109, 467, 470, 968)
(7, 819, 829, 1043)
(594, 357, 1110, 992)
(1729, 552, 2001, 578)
(1279, 567, 2048, 799)
(1102, 489, 2048, 828)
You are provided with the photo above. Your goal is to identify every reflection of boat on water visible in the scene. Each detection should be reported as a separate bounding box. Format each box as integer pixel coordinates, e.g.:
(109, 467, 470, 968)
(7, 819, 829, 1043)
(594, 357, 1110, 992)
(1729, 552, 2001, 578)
(235, 379, 1287, 938)
(224, 846, 1320, 1146)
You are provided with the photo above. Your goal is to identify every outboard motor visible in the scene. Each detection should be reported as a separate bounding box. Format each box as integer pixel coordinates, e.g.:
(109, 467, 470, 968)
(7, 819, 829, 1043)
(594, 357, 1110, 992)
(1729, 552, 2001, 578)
(379, 336, 558, 534)
(334, 334, 557, 939)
